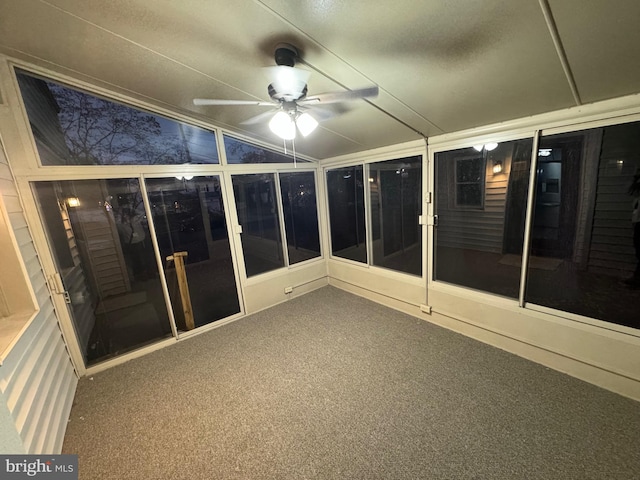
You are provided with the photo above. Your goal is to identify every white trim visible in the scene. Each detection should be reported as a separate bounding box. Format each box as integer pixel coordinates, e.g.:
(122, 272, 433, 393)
(273, 171, 290, 267)
(518, 131, 541, 307)
(540, 111, 640, 137)
(321, 139, 425, 167)
(138, 174, 179, 340)
(429, 93, 640, 147)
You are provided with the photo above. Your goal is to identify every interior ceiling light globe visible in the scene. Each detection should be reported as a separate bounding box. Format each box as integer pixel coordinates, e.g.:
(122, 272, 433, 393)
(269, 111, 296, 140)
(296, 112, 318, 137)
(265, 66, 310, 101)
(473, 145, 484, 152)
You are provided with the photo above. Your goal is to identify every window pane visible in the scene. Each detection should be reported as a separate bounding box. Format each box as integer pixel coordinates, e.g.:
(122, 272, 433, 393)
(145, 177, 240, 330)
(232, 174, 285, 276)
(327, 165, 367, 263)
(525, 122, 640, 330)
(369, 156, 422, 276)
(33, 179, 172, 366)
(434, 139, 533, 298)
(224, 135, 310, 164)
(16, 69, 218, 165)
(279, 172, 321, 265)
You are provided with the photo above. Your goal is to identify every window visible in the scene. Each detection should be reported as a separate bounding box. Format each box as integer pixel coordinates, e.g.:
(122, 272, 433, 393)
(326, 165, 367, 263)
(32, 178, 173, 365)
(455, 156, 485, 208)
(16, 69, 218, 166)
(369, 156, 422, 276)
(232, 174, 285, 277)
(224, 135, 310, 164)
(145, 176, 241, 330)
(434, 139, 533, 298)
(279, 172, 321, 265)
(525, 122, 640, 330)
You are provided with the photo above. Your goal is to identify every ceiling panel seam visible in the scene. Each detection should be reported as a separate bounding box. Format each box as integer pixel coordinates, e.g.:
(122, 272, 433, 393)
(538, 0, 582, 105)
(36, 0, 261, 101)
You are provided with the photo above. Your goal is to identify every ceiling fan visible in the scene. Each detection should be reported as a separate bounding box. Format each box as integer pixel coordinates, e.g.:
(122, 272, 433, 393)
(193, 44, 379, 140)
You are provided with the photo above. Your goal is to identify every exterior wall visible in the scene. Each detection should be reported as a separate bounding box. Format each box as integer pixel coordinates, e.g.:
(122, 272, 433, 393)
(0, 141, 77, 453)
(437, 153, 511, 253)
(587, 122, 640, 277)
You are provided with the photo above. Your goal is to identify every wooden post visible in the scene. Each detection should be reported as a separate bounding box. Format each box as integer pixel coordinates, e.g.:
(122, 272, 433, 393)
(166, 251, 195, 330)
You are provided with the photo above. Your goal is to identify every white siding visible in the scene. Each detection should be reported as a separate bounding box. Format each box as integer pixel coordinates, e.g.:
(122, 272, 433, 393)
(0, 144, 77, 454)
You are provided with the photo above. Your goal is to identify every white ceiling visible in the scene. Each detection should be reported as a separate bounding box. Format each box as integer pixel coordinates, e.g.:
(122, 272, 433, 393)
(1, 0, 640, 160)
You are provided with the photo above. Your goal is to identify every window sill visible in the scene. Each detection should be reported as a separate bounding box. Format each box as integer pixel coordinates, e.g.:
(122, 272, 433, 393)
(0, 310, 38, 365)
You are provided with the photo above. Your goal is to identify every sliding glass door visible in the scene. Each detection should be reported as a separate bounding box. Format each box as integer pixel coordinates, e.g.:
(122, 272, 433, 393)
(145, 176, 241, 331)
(33, 178, 172, 365)
(32, 175, 241, 366)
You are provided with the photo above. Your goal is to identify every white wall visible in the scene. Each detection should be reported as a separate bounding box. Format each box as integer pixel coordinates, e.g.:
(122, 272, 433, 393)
(0, 139, 77, 453)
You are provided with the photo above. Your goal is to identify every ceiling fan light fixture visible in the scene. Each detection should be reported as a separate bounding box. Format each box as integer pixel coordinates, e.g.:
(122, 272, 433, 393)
(269, 111, 296, 140)
(267, 66, 310, 100)
(296, 112, 318, 137)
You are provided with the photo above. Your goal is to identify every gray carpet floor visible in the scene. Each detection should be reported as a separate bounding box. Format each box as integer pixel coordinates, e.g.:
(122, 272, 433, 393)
(62, 286, 640, 479)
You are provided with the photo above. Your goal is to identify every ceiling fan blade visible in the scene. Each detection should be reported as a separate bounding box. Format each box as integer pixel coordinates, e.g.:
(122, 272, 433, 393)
(299, 105, 341, 122)
(300, 85, 379, 105)
(240, 110, 278, 126)
(193, 99, 274, 106)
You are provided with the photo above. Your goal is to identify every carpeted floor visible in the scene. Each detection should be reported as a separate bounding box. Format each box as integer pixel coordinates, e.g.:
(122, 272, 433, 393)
(62, 286, 640, 479)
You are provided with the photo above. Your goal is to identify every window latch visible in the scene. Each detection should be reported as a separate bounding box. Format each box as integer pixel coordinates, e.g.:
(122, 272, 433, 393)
(426, 215, 439, 227)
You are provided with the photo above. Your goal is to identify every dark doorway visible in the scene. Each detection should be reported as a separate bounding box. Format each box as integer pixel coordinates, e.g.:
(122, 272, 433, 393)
(530, 137, 582, 259)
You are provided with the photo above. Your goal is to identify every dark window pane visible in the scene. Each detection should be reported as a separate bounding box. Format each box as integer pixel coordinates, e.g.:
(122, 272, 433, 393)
(16, 69, 218, 165)
(232, 174, 285, 276)
(32, 179, 172, 366)
(457, 183, 482, 206)
(526, 122, 640, 330)
(224, 135, 310, 164)
(455, 156, 485, 207)
(434, 139, 533, 298)
(145, 176, 240, 330)
(279, 172, 321, 265)
(327, 165, 367, 263)
(369, 156, 422, 276)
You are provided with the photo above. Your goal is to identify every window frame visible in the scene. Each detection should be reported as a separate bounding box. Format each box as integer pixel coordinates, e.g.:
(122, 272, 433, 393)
(453, 154, 486, 210)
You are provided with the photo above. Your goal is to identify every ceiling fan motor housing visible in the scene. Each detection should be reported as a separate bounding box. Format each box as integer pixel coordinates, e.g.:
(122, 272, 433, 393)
(274, 43, 298, 67)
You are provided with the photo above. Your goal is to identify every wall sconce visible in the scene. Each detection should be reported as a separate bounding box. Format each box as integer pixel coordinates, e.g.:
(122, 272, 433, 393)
(492, 160, 503, 175)
(66, 197, 80, 208)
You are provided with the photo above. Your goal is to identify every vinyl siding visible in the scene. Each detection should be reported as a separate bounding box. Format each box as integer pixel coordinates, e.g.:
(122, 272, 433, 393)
(437, 158, 510, 254)
(587, 123, 640, 277)
(0, 143, 77, 454)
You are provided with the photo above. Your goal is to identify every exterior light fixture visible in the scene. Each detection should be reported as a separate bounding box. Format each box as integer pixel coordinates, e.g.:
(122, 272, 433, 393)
(66, 197, 80, 208)
(492, 160, 503, 174)
(175, 164, 194, 181)
(538, 148, 552, 157)
(473, 142, 499, 152)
